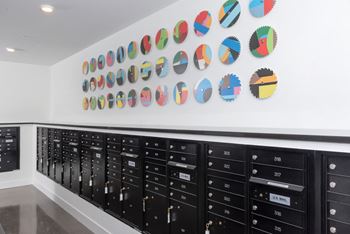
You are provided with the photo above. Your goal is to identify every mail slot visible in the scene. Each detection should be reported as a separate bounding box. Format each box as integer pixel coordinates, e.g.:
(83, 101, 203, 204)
(208, 200, 245, 223)
(169, 152, 197, 165)
(208, 188, 245, 209)
(208, 157, 245, 175)
(251, 214, 304, 234)
(169, 141, 197, 155)
(208, 144, 245, 162)
(145, 172, 166, 185)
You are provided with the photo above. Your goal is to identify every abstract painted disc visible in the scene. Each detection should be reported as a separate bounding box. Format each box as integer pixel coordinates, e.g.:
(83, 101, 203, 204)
(128, 41, 138, 59)
(98, 95, 106, 110)
(90, 77, 97, 92)
(107, 93, 115, 109)
(97, 75, 105, 90)
(82, 61, 89, 75)
(219, 36, 241, 65)
(194, 78, 212, 104)
(250, 26, 277, 58)
(194, 10, 212, 37)
(155, 28, 169, 50)
(156, 85, 168, 106)
(106, 72, 115, 88)
(249, 0, 276, 18)
(156, 57, 170, 78)
(90, 96, 97, 110)
(173, 20, 188, 44)
(218, 0, 241, 28)
(128, 89, 137, 107)
(98, 55, 105, 70)
(82, 97, 89, 111)
(82, 79, 89, 92)
(116, 46, 126, 63)
(219, 74, 241, 101)
(194, 44, 212, 70)
(140, 87, 152, 107)
(90, 58, 97, 73)
(128, 65, 139, 83)
(250, 68, 277, 99)
(106, 50, 115, 67)
(116, 69, 126, 86)
(141, 35, 152, 55)
(173, 82, 189, 105)
(141, 61, 152, 81)
(116, 91, 126, 109)
(173, 51, 188, 75)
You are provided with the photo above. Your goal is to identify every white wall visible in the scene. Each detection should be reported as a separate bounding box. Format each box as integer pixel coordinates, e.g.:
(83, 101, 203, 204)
(49, 0, 350, 134)
(0, 61, 50, 122)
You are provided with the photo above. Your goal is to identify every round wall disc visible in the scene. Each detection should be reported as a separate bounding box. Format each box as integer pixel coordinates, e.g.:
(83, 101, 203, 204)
(219, 74, 241, 101)
(116, 46, 126, 63)
(128, 65, 139, 83)
(194, 44, 212, 70)
(140, 87, 152, 107)
(219, 36, 241, 65)
(97, 75, 105, 90)
(90, 58, 97, 73)
(90, 77, 97, 92)
(106, 50, 115, 67)
(98, 55, 105, 70)
(155, 28, 169, 50)
(128, 41, 138, 59)
(116, 91, 126, 108)
(98, 95, 106, 110)
(156, 57, 170, 78)
(156, 85, 168, 106)
(141, 35, 152, 55)
(194, 10, 212, 36)
(173, 82, 189, 105)
(82, 79, 89, 92)
(116, 69, 126, 86)
(90, 96, 97, 110)
(250, 26, 277, 58)
(106, 72, 115, 88)
(82, 61, 89, 75)
(128, 89, 137, 107)
(141, 61, 153, 81)
(107, 93, 115, 109)
(250, 68, 278, 99)
(218, 0, 241, 28)
(194, 78, 212, 104)
(249, 0, 276, 18)
(173, 51, 188, 75)
(173, 20, 188, 44)
(82, 97, 89, 111)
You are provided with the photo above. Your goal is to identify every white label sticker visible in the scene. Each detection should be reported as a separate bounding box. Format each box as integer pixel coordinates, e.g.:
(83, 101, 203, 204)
(128, 161, 136, 167)
(96, 153, 101, 159)
(179, 173, 191, 181)
(269, 193, 291, 206)
(5, 139, 13, 143)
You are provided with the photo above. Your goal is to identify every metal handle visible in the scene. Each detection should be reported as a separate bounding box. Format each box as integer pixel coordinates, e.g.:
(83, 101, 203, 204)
(90, 146, 102, 151)
(120, 152, 139, 158)
(69, 142, 78, 146)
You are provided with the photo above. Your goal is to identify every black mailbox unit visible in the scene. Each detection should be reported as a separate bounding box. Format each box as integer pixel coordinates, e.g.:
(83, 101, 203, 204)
(0, 127, 19, 173)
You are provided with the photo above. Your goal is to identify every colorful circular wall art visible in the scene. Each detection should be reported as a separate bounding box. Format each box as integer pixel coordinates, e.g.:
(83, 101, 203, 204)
(128, 65, 139, 83)
(156, 57, 170, 78)
(250, 68, 278, 99)
(82, 97, 89, 110)
(194, 44, 212, 71)
(116, 69, 126, 86)
(173, 20, 188, 44)
(173, 82, 189, 105)
(141, 35, 152, 55)
(107, 93, 115, 109)
(249, 0, 276, 18)
(90, 77, 97, 92)
(97, 75, 105, 90)
(116, 46, 126, 63)
(98, 55, 105, 70)
(194, 78, 213, 104)
(98, 95, 106, 110)
(173, 51, 188, 75)
(140, 87, 152, 107)
(141, 61, 152, 81)
(90, 96, 97, 110)
(90, 58, 97, 73)
(219, 74, 241, 102)
(106, 50, 115, 67)
(218, 0, 241, 28)
(82, 61, 89, 75)
(219, 36, 241, 65)
(116, 91, 126, 108)
(128, 41, 138, 59)
(250, 26, 277, 58)
(156, 85, 168, 106)
(106, 72, 115, 88)
(82, 79, 89, 92)
(128, 89, 137, 107)
(155, 28, 169, 50)
(194, 11, 212, 37)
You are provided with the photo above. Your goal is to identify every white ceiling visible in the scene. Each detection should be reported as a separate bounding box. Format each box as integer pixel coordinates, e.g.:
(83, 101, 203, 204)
(0, 0, 180, 66)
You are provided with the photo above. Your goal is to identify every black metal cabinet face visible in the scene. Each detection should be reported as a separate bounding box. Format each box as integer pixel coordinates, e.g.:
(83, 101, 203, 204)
(55, 159, 63, 184)
(106, 177, 122, 217)
(170, 200, 197, 234)
(144, 192, 168, 234)
(122, 183, 143, 229)
(328, 219, 350, 234)
(207, 213, 246, 234)
(251, 214, 304, 234)
(62, 157, 71, 188)
(81, 167, 92, 200)
(92, 166, 106, 207)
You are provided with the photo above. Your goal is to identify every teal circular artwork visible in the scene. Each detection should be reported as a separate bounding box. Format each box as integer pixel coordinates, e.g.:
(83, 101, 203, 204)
(194, 79, 213, 103)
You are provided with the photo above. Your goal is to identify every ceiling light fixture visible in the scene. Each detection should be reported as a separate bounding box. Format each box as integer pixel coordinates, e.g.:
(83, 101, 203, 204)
(6, 48, 16, 53)
(40, 4, 54, 13)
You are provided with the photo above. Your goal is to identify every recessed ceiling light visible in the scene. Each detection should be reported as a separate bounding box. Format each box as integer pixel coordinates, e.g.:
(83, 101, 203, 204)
(40, 4, 54, 13)
(6, 48, 16, 53)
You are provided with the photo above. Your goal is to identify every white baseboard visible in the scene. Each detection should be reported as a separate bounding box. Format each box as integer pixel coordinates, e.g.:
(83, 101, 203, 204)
(0, 178, 31, 190)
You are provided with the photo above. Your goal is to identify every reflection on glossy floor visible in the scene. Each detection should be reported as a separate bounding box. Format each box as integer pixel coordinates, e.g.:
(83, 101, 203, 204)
(0, 186, 93, 234)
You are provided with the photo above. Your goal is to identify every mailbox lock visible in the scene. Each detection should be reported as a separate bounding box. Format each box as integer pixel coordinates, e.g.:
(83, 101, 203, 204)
(329, 182, 337, 188)
(208, 162, 213, 167)
(252, 155, 258, 160)
(208, 149, 213, 155)
(252, 219, 258, 225)
(252, 169, 258, 175)
(252, 205, 258, 211)
(330, 209, 337, 216)
(208, 180, 213, 185)
(330, 227, 337, 233)
(329, 164, 337, 170)
(208, 193, 213, 198)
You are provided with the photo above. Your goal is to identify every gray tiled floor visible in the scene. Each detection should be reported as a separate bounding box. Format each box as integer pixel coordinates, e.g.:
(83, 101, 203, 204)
(0, 186, 93, 234)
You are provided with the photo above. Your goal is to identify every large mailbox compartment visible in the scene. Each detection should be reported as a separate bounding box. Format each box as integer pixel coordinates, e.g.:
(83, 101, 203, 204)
(53, 129, 63, 184)
(323, 152, 350, 234)
(121, 136, 143, 230)
(0, 127, 19, 173)
(205, 143, 248, 234)
(106, 134, 122, 217)
(249, 147, 309, 234)
(39, 127, 49, 176)
(143, 137, 168, 234)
